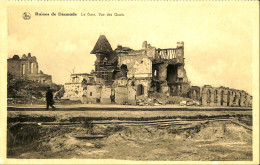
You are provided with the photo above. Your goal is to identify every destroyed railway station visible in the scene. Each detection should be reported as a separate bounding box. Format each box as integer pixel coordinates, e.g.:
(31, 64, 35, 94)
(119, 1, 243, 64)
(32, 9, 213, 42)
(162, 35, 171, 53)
(61, 35, 252, 107)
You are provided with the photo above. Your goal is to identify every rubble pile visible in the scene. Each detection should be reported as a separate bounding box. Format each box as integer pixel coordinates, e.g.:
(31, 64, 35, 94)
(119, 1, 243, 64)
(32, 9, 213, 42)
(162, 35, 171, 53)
(7, 73, 62, 104)
(136, 93, 195, 106)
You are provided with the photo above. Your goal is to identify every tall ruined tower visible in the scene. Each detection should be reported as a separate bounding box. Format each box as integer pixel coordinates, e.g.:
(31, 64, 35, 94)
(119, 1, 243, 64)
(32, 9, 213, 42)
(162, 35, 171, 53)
(90, 35, 116, 85)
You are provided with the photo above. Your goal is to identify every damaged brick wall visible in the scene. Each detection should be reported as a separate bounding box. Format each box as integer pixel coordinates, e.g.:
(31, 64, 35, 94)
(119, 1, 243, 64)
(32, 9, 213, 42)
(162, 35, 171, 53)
(101, 86, 111, 104)
(63, 83, 85, 100)
(118, 53, 152, 79)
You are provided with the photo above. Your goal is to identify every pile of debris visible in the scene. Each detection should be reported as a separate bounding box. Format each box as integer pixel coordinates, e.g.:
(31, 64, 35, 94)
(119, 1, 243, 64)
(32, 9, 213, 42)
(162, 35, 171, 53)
(136, 93, 199, 106)
(136, 98, 162, 106)
(179, 100, 200, 106)
(7, 73, 62, 105)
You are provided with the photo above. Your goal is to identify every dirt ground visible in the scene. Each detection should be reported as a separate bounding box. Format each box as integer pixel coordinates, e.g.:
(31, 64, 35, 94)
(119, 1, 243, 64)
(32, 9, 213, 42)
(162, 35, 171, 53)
(8, 110, 252, 122)
(7, 116, 252, 161)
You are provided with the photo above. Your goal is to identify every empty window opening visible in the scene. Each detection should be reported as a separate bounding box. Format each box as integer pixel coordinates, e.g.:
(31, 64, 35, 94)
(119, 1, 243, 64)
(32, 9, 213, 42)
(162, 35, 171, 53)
(22, 64, 25, 75)
(166, 65, 178, 84)
(156, 85, 160, 92)
(178, 85, 182, 93)
(137, 84, 144, 96)
(82, 78, 87, 84)
(101, 72, 108, 80)
(233, 94, 237, 103)
(214, 90, 218, 103)
(120, 65, 128, 78)
(30, 63, 33, 74)
(192, 90, 198, 100)
(153, 68, 159, 79)
(207, 89, 211, 103)
(220, 90, 224, 105)
(131, 81, 135, 86)
(227, 91, 230, 106)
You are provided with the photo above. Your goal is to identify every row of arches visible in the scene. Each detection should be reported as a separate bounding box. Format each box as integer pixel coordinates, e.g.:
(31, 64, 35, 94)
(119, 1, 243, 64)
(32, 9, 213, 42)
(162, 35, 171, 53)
(203, 88, 250, 107)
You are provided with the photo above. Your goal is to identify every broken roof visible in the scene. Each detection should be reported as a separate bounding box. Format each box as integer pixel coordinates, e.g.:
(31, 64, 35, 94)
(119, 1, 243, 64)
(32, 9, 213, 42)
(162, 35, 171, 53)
(90, 35, 113, 54)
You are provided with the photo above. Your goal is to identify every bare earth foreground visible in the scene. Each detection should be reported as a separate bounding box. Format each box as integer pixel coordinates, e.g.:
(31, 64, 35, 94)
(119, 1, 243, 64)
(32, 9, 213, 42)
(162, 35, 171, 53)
(7, 105, 252, 161)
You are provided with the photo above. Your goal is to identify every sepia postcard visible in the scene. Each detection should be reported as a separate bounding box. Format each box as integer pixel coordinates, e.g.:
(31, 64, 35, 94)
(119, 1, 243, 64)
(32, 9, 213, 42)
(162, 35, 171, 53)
(0, 0, 259, 164)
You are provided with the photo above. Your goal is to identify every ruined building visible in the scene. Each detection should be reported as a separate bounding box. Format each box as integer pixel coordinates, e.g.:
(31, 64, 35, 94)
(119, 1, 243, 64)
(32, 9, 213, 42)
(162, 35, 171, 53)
(63, 73, 95, 99)
(8, 53, 52, 83)
(63, 35, 252, 107)
(63, 35, 189, 104)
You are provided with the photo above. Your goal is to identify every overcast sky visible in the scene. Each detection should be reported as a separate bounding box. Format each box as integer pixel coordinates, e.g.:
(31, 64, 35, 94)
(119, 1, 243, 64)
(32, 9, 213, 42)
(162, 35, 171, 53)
(7, 2, 258, 94)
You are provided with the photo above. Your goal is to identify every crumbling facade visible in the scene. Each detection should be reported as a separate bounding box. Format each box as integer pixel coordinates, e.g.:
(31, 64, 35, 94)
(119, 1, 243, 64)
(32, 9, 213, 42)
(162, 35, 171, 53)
(8, 53, 52, 83)
(63, 35, 189, 104)
(63, 73, 94, 100)
(63, 35, 252, 107)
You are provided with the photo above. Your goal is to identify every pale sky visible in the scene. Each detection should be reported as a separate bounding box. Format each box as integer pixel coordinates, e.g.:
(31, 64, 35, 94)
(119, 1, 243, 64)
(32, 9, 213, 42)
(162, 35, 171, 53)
(7, 2, 258, 94)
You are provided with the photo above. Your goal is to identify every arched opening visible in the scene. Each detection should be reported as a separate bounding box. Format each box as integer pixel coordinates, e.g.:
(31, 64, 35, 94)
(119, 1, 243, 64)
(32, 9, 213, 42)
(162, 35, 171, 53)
(137, 84, 144, 96)
(214, 90, 218, 103)
(232, 91, 237, 104)
(120, 65, 128, 78)
(192, 90, 198, 100)
(238, 92, 241, 106)
(227, 91, 230, 106)
(220, 90, 224, 106)
(207, 89, 211, 104)
(22, 64, 25, 75)
(30, 63, 34, 74)
(166, 64, 178, 83)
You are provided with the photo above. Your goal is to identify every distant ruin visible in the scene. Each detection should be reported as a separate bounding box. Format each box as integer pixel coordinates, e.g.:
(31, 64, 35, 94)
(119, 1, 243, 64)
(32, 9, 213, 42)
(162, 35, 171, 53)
(63, 35, 252, 107)
(7, 53, 52, 83)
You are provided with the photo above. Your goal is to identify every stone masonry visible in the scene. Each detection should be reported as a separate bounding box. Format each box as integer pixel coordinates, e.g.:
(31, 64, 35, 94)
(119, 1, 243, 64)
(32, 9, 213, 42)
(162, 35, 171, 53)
(8, 53, 52, 83)
(63, 35, 252, 107)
